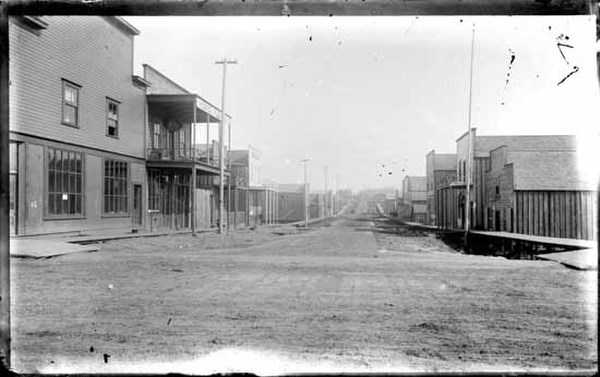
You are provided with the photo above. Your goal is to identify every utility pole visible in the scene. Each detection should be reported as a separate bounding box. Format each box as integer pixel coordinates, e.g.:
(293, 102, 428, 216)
(335, 174, 340, 216)
(227, 117, 232, 232)
(215, 58, 237, 237)
(464, 24, 476, 248)
(323, 165, 328, 220)
(300, 159, 312, 228)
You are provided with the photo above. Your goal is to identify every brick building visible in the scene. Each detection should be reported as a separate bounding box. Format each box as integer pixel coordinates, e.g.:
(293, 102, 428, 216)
(9, 16, 147, 235)
(425, 150, 456, 225)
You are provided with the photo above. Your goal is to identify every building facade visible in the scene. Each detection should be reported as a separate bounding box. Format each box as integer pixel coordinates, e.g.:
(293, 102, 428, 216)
(9, 16, 147, 236)
(437, 128, 598, 240)
(401, 176, 427, 223)
(143, 64, 228, 232)
(426, 150, 456, 226)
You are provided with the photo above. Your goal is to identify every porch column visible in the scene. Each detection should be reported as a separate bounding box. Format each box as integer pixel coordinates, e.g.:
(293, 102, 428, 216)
(192, 99, 196, 160)
(191, 167, 196, 234)
(206, 113, 210, 164)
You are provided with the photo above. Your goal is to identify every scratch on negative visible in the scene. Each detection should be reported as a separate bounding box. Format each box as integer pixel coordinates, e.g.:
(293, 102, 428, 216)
(557, 66, 579, 86)
(557, 42, 573, 65)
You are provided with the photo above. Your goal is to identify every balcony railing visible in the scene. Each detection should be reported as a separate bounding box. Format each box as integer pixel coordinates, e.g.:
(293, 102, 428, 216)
(147, 147, 227, 167)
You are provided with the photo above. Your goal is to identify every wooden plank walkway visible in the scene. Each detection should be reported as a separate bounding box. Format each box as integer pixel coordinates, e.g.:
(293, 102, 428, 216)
(536, 249, 597, 270)
(10, 239, 99, 259)
(372, 203, 597, 250)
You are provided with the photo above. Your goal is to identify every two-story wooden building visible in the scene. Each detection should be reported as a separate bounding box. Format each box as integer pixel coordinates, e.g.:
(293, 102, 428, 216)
(143, 64, 229, 232)
(9, 16, 148, 236)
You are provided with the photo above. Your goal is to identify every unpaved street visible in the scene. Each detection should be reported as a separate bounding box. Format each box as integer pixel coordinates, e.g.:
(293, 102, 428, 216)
(10, 210, 597, 374)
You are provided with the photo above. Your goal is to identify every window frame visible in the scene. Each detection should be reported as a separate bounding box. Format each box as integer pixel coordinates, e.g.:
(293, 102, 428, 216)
(102, 158, 130, 217)
(44, 146, 85, 220)
(106, 97, 120, 138)
(61, 79, 80, 128)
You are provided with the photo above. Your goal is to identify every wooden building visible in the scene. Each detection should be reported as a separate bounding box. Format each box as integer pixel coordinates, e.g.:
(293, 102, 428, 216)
(436, 128, 597, 240)
(401, 176, 427, 224)
(228, 147, 278, 228)
(9, 16, 147, 236)
(277, 184, 306, 223)
(426, 150, 456, 226)
(486, 144, 597, 240)
(143, 64, 228, 232)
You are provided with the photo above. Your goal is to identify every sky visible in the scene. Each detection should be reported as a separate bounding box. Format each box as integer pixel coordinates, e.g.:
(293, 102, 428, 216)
(126, 16, 600, 192)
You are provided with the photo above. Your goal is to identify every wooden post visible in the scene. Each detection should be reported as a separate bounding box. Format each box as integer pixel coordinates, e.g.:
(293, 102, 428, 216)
(206, 113, 210, 164)
(0, 4, 11, 368)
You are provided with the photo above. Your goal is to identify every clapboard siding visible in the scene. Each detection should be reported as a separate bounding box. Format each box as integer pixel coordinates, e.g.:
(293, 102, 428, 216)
(9, 16, 145, 158)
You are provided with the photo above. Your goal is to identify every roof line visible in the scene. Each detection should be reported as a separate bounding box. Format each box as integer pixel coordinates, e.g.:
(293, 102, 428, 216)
(105, 16, 139, 36)
(143, 64, 232, 119)
(143, 64, 190, 94)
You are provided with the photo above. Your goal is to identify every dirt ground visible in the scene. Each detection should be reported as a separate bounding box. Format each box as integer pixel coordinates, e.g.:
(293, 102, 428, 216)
(9, 210, 598, 374)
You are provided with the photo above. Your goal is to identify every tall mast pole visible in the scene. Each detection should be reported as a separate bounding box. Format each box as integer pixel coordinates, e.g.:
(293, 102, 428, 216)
(464, 24, 475, 246)
(215, 58, 237, 237)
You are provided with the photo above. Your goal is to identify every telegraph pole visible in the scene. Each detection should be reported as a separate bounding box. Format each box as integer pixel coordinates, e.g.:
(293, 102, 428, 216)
(215, 58, 237, 237)
(464, 24, 476, 248)
(323, 165, 328, 220)
(300, 159, 312, 228)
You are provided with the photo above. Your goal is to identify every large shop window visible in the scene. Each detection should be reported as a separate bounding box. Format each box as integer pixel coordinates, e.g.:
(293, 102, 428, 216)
(47, 147, 84, 217)
(104, 159, 129, 215)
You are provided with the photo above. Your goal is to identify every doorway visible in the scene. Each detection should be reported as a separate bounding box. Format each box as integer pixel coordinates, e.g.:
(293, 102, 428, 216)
(9, 142, 18, 235)
(132, 184, 143, 227)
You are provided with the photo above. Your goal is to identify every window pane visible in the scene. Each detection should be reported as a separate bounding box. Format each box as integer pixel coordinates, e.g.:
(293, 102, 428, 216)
(69, 195, 76, 214)
(64, 85, 77, 104)
(63, 151, 70, 172)
(47, 149, 54, 171)
(75, 153, 82, 173)
(75, 195, 82, 214)
(69, 152, 76, 172)
(63, 105, 75, 124)
(63, 172, 69, 194)
(48, 193, 56, 214)
(69, 174, 76, 194)
(48, 171, 55, 193)
(55, 170, 63, 192)
(62, 194, 68, 214)
(76, 174, 82, 192)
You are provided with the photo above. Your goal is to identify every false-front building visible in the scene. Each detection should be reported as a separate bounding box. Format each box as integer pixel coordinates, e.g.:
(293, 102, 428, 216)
(9, 16, 147, 236)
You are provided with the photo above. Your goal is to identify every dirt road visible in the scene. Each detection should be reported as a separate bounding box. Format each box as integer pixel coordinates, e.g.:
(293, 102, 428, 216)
(10, 212, 597, 374)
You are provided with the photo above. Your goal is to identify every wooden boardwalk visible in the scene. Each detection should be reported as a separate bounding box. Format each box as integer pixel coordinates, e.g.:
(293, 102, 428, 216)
(374, 204, 596, 250)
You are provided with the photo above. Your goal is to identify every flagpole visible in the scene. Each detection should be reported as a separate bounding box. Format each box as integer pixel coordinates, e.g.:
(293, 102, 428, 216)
(464, 24, 475, 248)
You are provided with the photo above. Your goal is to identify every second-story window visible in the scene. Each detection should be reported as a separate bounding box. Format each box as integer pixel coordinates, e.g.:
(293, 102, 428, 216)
(106, 98, 119, 138)
(62, 80, 80, 127)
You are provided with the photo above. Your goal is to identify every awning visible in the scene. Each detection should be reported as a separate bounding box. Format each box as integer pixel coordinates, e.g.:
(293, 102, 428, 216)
(146, 159, 229, 176)
(147, 94, 228, 124)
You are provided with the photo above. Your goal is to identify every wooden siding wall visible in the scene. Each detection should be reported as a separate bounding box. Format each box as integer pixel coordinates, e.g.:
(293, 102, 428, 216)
(471, 157, 488, 229)
(278, 191, 304, 222)
(21, 142, 145, 235)
(435, 186, 461, 229)
(515, 191, 597, 240)
(194, 189, 211, 230)
(9, 17, 146, 158)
